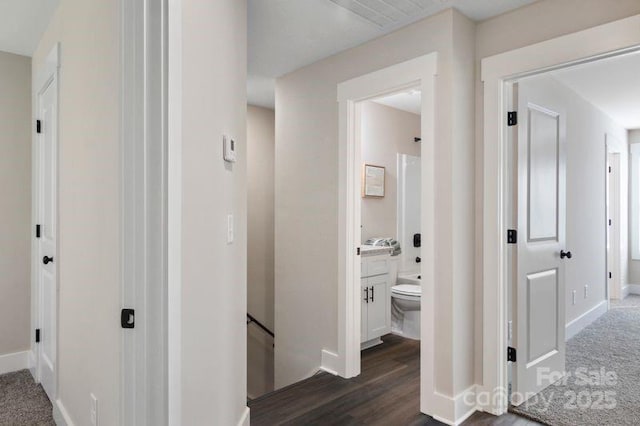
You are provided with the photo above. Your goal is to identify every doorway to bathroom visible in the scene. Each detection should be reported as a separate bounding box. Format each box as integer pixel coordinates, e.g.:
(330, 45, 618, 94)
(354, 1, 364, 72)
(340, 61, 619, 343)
(359, 93, 422, 350)
(336, 52, 438, 416)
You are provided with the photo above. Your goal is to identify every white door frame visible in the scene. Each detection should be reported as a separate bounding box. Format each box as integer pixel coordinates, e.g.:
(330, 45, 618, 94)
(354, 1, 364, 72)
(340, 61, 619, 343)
(32, 42, 61, 398)
(481, 14, 640, 416)
(336, 52, 437, 414)
(121, 0, 168, 424)
(167, 0, 182, 424)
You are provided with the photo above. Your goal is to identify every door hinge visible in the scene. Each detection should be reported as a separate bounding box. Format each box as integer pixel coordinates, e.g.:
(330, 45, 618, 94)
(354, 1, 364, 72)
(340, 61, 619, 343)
(609, 272, 612, 279)
(121, 309, 135, 329)
(609, 219, 612, 226)
(36, 120, 42, 134)
(507, 111, 518, 126)
(609, 166, 612, 173)
(36, 224, 41, 238)
(507, 229, 517, 244)
(35, 329, 40, 343)
(357, 247, 361, 256)
(507, 346, 517, 362)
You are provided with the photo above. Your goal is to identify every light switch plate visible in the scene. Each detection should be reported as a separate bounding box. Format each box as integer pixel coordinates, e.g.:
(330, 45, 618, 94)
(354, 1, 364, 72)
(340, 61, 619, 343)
(227, 214, 234, 244)
(223, 135, 237, 163)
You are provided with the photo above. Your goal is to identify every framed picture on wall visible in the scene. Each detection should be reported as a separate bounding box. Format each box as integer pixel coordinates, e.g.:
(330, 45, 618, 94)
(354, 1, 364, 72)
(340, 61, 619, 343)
(363, 164, 385, 197)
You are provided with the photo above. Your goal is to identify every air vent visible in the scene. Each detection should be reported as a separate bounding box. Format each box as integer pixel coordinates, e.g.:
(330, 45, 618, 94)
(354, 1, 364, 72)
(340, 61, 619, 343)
(329, 0, 438, 29)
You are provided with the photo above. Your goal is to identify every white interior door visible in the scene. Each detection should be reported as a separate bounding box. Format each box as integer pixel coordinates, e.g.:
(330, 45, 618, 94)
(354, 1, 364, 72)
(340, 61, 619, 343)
(36, 75, 58, 401)
(513, 82, 567, 405)
(606, 153, 621, 300)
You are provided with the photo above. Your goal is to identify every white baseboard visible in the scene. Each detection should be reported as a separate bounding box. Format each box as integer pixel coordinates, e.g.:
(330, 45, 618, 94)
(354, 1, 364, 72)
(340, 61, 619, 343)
(237, 406, 250, 426)
(628, 284, 640, 295)
(0, 350, 30, 375)
(621, 285, 630, 299)
(320, 349, 340, 376)
(565, 300, 608, 340)
(53, 399, 74, 426)
(431, 385, 478, 425)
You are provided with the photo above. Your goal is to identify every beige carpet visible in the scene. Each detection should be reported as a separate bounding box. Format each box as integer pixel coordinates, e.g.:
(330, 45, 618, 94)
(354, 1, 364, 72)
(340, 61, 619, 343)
(0, 369, 54, 425)
(510, 295, 640, 425)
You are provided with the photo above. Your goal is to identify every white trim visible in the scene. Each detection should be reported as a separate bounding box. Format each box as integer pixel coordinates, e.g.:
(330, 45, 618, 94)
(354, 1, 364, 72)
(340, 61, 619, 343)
(628, 284, 640, 295)
(621, 285, 630, 299)
(337, 52, 438, 417)
(167, 0, 182, 424)
(481, 14, 640, 415)
(121, 0, 169, 424)
(28, 350, 37, 378)
(0, 351, 31, 375)
(237, 407, 250, 426)
(565, 300, 608, 340)
(53, 399, 74, 426)
(431, 385, 479, 426)
(320, 349, 340, 375)
(630, 143, 640, 260)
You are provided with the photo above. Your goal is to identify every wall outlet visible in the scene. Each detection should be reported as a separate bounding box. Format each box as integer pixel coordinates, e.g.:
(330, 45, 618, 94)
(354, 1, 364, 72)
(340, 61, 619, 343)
(90, 393, 98, 426)
(584, 285, 589, 299)
(572, 290, 576, 305)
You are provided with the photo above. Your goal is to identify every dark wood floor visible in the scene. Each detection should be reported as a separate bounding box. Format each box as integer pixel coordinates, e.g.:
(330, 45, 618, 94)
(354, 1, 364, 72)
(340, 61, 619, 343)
(249, 334, 541, 425)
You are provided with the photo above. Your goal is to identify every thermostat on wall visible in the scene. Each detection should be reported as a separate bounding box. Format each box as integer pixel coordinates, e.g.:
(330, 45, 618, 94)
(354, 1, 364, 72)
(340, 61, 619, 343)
(223, 135, 237, 163)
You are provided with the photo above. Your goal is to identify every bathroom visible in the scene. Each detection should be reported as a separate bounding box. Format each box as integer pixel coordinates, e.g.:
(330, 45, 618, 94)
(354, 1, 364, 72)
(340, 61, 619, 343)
(360, 89, 422, 350)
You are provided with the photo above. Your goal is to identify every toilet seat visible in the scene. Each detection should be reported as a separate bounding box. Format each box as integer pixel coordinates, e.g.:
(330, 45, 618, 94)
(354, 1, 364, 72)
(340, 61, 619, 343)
(391, 284, 421, 297)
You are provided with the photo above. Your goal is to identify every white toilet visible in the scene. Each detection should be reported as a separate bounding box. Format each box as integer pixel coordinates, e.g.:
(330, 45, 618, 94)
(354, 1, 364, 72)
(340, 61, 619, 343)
(391, 274, 421, 339)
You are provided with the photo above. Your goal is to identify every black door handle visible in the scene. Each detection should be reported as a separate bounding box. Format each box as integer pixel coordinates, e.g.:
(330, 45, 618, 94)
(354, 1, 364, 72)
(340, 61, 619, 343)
(370, 286, 374, 302)
(364, 287, 369, 303)
(43, 256, 54, 265)
(560, 250, 572, 259)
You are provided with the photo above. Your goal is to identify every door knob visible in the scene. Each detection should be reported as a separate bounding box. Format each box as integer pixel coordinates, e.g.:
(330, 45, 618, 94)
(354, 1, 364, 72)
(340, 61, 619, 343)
(560, 250, 572, 259)
(43, 256, 54, 265)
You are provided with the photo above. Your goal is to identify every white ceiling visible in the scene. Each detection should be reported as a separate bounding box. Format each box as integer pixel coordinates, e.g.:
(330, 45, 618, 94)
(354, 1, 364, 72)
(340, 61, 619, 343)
(248, 0, 537, 108)
(552, 52, 640, 129)
(0, 0, 59, 57)
(373, 89, 422, 115)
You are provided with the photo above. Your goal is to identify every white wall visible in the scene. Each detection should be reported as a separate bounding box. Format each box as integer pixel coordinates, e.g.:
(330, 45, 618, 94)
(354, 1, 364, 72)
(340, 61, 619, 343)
(179, 0, 248, 424)
(474, 0, 640, 384)
(628, 129, 640, 284)
(247, 105, 275, 398)
(275, 8, 477, 404)
(32, 0, 122, 423)
(519, 75, 628, 324)
(0, 51, 31, 358)
(361, 101, 420, 242)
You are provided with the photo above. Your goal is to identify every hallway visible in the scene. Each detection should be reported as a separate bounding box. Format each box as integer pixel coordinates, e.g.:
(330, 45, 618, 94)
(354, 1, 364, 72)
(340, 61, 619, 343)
(249, 335, 539, 425)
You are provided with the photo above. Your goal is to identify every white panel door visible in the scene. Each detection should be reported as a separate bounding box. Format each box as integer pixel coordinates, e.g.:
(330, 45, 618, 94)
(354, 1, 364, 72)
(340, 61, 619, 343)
(37, 76, 58, 401)
(513, 83, 567, 405)
(367, 274, 390, 339)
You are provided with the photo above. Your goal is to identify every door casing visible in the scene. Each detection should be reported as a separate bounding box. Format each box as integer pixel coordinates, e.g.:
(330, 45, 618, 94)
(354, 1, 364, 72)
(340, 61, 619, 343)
(121, 0, 169, 424)
(337, 52, 437, 416)
(481, 14, 640, 416)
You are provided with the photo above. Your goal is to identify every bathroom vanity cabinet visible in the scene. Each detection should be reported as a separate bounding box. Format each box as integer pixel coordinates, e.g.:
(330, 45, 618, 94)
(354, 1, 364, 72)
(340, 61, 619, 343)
(360, 252, 391, 348)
